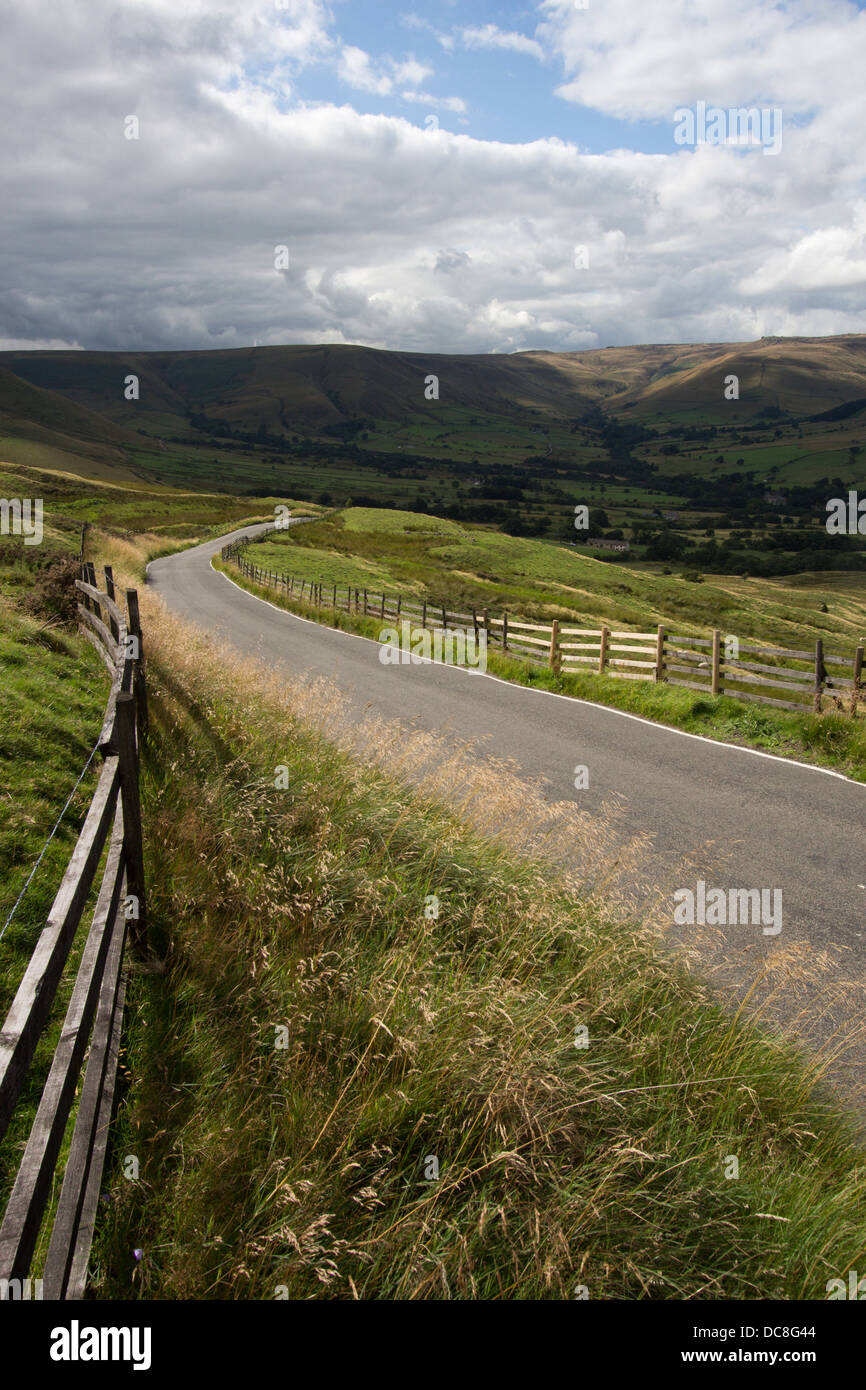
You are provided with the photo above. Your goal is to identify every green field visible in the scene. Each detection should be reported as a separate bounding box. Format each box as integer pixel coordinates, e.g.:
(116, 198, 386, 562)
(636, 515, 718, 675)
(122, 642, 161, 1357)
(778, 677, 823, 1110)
(247, 506, 866, 657)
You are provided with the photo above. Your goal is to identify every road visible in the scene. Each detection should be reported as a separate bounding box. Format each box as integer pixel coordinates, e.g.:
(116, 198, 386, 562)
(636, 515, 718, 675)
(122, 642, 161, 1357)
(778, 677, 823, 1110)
(149, 523, 866, 1106)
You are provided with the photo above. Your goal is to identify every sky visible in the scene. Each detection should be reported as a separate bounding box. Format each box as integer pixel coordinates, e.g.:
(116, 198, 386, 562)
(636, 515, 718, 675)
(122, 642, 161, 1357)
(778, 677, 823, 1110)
(1, 0, 865, 355)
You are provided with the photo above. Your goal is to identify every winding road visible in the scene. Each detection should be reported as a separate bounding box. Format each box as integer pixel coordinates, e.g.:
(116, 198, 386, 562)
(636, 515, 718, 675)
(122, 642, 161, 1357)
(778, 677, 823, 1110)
(149, 522, 866, 1108)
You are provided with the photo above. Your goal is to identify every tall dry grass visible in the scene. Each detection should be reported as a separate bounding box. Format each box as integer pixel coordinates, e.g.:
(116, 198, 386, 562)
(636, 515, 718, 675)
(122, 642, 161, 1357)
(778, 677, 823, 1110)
(85, 575, 866, 1300)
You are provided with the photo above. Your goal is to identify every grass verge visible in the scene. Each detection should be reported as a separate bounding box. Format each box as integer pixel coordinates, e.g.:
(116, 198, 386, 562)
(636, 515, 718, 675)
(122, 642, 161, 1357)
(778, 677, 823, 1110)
(0, 568, 109, 1223)
(87, 585, 866, 1300)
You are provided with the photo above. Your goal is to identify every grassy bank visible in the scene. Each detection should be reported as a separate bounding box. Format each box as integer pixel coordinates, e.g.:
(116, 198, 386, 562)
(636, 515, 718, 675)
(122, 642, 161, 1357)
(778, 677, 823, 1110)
(0, 550, 109, 1215)
(84, 582, 866, 1300)
(213, 556, 866, 781)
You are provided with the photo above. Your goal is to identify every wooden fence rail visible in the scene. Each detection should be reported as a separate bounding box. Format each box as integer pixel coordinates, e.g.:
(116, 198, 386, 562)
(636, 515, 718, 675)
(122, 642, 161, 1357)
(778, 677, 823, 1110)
(0, 566, 147, 1300)
(221, 537, 864, 717)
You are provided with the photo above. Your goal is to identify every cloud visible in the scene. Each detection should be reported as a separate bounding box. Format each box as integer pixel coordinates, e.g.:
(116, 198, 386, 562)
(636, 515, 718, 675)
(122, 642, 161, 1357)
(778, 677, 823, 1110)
(461, 24, 545, 61)
(399, 14, 456, 52)
(336, 46, 436, 100)
(391, 57, 433, 87)
(434, 249, 473, 274)
(539, 0, 866, 121)
(399, 91, 468, 114)
(740, 203, 866, 295)
(0, 0, 864, 358)
(338, 45, 394, 95)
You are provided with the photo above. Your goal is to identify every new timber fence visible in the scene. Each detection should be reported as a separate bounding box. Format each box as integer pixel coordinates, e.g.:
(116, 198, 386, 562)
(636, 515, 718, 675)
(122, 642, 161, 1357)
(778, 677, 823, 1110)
(0, 564, 147, 1300)
(222, 538, 865, 717)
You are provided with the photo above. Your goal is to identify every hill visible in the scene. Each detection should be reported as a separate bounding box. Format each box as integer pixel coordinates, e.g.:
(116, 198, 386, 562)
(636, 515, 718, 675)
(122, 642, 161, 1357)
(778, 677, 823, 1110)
(0, 363, 143, 479)
(1, 337, 866, 568)
(4, 335, 866, 450)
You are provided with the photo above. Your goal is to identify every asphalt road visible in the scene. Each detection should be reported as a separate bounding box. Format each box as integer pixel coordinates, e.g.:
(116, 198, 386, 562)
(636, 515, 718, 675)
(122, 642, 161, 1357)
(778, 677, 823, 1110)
(149, 523, 866, 1103)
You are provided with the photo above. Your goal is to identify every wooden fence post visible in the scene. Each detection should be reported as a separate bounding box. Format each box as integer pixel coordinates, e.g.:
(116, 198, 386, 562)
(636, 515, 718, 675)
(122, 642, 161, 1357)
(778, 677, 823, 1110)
(548, 619, 561, 675)
(380, 592, 385, 619)
(503, 610, 509, 651)
(814, 640, 827, 713)
(421, 598, 427, 629)
(125, 589, 148, 736)
(852, 645, 864, 716)
(113, 694, 146, 952)
(86, 562, 100, 617)
(655, 625, 665, 683)
(598, 624, 609, 676)
(711, 629, 721, 697)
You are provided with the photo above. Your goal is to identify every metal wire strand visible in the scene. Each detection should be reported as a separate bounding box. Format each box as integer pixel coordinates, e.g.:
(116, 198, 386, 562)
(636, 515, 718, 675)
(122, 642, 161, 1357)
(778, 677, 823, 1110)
(0, 739, 101, 942)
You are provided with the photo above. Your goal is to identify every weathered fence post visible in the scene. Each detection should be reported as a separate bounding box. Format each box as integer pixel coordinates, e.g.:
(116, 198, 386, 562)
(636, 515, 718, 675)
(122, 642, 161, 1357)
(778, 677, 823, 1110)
(421, 598, 427, 629)
(125, 589, 148, 736)
(711, 629, 721, 697)
(548, 619, 561, 675)
(380, 592, 385, 619)
(598, 624, 609, 676)
(852, 644, 864, 716)
(814, 640, 827, 713)
(113, 694, 146, 952)
(655, 624, 666, 683)
(502, 610, 509, 651)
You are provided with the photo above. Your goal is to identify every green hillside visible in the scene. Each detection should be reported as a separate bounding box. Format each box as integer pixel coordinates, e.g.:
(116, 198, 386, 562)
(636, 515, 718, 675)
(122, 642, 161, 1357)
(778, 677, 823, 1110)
(1, 338, 865, 582)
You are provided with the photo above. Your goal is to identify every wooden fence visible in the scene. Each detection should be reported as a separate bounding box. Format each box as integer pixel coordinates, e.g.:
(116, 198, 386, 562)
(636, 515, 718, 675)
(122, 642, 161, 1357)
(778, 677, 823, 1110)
(0, 564, 147, 1299)
(222, 539, 864, 717)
